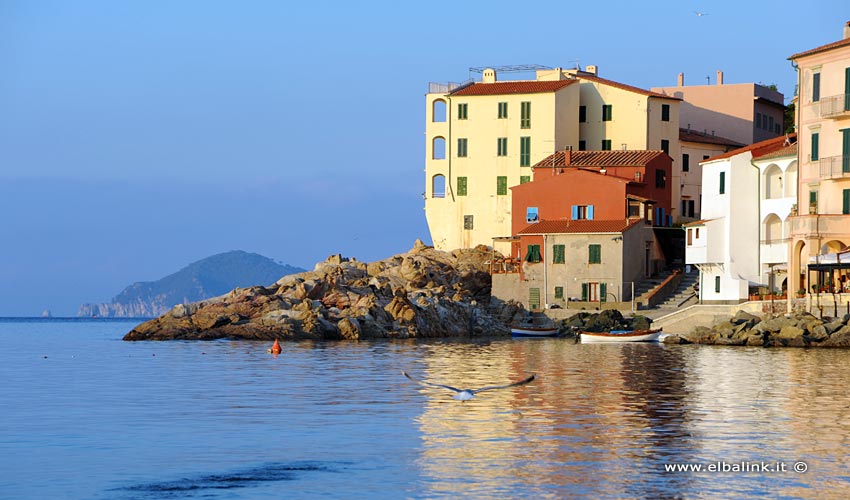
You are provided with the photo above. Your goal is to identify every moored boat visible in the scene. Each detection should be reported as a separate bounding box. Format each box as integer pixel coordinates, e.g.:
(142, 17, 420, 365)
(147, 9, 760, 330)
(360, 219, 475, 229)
(579, 328, 662, 343)
(511, 313, 560, 338)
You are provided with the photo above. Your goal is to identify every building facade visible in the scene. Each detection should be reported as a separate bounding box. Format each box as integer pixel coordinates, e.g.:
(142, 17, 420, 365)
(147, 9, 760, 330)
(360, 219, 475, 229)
(788, 22, 850, 297)
(685, 135, 797, 303)
(678, 128, 745, 222)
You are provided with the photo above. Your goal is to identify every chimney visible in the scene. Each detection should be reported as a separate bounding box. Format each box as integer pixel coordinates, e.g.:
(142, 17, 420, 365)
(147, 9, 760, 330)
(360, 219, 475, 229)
(716, 70, 724, 85)
(845, 21, 850, 39)
(482, 68, 497, 84)
(677, 73, 684, 86)
(585, 65, 598, 75)
(564, 147, 572, 166)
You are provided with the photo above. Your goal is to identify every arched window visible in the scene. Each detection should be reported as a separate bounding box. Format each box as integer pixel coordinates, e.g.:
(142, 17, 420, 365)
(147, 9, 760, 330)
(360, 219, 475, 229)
(432, 137, 446, 160)
(432, 99, 447, 122)
(763, 213, 782, 242)
(432, 174, 446, 198)
(784, 162, 797, 198)
(764, 164, 782, 199)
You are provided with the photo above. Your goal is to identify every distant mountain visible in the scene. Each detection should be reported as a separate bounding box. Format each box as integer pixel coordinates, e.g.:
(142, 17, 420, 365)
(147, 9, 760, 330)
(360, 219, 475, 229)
(78, 251, 304, 318)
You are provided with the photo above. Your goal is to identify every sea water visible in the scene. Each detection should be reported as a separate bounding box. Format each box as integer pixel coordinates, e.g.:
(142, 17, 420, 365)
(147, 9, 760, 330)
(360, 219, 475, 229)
(1, 318, 849, 499)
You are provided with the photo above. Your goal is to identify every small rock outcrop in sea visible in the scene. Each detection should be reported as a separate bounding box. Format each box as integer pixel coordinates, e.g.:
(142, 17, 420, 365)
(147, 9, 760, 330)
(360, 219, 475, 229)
(663, 310, 850, 347)
(561, 309, 652, 333)
(124, 241, 524, 341)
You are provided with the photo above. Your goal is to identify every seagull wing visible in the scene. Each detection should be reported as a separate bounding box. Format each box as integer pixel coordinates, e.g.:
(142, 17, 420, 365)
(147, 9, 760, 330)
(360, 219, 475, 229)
(471, 374, 536, 394)
(402, 371, 462, 393)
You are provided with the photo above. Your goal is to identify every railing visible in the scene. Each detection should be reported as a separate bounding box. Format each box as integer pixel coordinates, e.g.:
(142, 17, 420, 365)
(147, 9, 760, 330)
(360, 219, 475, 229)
(789, 214, 850, 237)
(817, 93, 850, 118)
(816, 155, 850, 179)
(428, 80, 474, 94)
(488, 258, 521, 274)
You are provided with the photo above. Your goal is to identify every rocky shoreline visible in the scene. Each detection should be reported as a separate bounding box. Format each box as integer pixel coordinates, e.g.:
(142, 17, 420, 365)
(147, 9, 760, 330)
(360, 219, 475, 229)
(663, 310, 850, 347)
(124, 241, 523, 341)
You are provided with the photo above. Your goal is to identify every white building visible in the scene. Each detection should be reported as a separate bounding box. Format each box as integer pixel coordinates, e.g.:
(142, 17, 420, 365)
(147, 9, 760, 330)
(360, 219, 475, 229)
(685, 134, 797, 302)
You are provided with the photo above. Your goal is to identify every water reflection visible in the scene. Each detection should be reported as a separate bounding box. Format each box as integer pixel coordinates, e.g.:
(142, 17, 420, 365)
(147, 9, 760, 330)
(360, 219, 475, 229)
(407, 340, 850, 499)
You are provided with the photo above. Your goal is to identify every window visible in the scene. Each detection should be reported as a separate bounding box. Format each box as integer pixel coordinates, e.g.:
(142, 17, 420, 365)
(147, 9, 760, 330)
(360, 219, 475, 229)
(775, 123, 781, 134)
(601, 139, 612, 151)
(526, 244, 541, 263)
(463, 215, 473, 229)
(526, 207, 538, 223)
(768, 116, 774, 131)
(844, 189, 850, 215)
(554, 286, 564, 299)
(432, 174, 446, 198)
(520, 175, 530, 184)
(687, 199, 695, 218)
(457, 176, 467, 196)
(572, 204, 594, 220)
(813, 72, 821, 102)
(457, 103, 468, 119)
(457, 138, 468, 158)
(661, 139, 669, 155)
(683, 153, 690, 172)
(696, 228, 699, 238)
(432, 137, 446, 159)
(661, 104, 670, 121)
(588, 244, 601, 264)
(655, 168, 666, 188)
(602, 104, 613, 121)
(496, 176, 507, 195)
(811, 132, 819, 161)
(553, 244, 565, 264)
(703, 155, 710, 160)
(687, 228, 693, 246)
(810, 190, 818, 213)
(756, 112, 762, 129)
(432, 100, 446, 122)
(579, 105, 587, 122)
(497, 137, 508, 156)
(715, 276, 720, 293)
(498, 102, 508, 119)
(521, 101, 531, 128)
(520, 137, 531, 166)
(628, 200, 641, 217)
(719, 171, 726, 194)
(579, 140, 586, 151)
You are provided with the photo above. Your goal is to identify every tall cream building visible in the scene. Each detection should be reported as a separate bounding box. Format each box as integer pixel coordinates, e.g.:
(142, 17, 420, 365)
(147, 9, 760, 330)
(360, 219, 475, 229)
(425, 67, 681, 253)
(788, 22, 850, 296)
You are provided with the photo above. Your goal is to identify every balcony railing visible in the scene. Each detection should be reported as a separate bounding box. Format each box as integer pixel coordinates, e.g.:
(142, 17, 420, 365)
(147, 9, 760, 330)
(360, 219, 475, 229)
(817, 93, 850, 118)
(816, 155, 850, 179)
(790, 214, 850, 237)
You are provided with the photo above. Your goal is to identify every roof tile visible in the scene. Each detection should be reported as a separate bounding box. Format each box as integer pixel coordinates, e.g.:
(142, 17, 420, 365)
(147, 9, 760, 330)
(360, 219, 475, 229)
(679, 128, 745, 148)
(577, 74, 681, 100)
(533, 150, 666, 168)
(789, 36, 850, 60)
(450, 79, 576, 96)
(703, 133, 796, 163)
(518, 219, 642, 235)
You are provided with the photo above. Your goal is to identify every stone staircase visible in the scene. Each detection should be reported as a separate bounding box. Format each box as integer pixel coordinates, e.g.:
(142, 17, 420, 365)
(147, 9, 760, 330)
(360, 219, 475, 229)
(643, 271, 700, 319)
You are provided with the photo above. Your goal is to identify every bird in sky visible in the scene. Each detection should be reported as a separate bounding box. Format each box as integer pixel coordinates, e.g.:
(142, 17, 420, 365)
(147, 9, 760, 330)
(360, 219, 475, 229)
(694, 11, 708, 17)
(402, 370, 536, 401)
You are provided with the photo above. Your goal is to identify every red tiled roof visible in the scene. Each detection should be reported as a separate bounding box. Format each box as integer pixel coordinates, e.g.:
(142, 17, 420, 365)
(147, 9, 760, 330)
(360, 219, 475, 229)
(577, 74, 682, 100)
(679, 128, 745, 148)
(450, 79, 576, 96)
(683, 219, 714, 227)
(517, 218, 642, 235)
(789, 36, 850, 60)
(755, 142, 797, 161)
(703, 133, 796, 163)
(533, 150, 666, 168)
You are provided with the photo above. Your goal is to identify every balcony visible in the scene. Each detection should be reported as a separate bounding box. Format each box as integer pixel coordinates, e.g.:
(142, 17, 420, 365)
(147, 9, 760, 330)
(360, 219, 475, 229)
(789, 214, 850, 239)
(817, 93, 850, 119)
(816, 155, 850, 179)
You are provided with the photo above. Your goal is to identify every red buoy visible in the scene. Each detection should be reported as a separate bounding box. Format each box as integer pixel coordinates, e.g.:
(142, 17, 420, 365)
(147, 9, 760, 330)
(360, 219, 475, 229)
(269, 339, 282, 355)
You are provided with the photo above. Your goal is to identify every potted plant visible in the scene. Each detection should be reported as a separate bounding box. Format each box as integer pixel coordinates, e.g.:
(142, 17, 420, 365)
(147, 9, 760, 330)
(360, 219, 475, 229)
(797, 288, 806, 298)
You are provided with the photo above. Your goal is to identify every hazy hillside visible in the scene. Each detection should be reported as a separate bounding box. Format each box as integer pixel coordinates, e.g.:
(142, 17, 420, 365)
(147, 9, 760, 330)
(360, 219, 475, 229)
(78, 251, 304, 317)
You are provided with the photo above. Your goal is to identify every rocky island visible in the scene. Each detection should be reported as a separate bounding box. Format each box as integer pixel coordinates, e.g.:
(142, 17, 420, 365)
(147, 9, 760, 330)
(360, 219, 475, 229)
(124, 240, 523, 341)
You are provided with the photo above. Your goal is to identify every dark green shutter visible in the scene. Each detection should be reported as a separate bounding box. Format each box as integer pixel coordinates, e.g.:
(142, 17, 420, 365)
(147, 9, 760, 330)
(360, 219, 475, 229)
(529, 288, 540, 310)
(581, 283, 588, 301)
(813, 73, 821, 102)
(844, 189, 850, 215)
(843, 129, 850, 173)
(719, 171, 726, 194)
(845, 67, 850, 111)
(600, 283, 607, 303)
(520, 175, 530, 184)
(715, 276, 721, 293)
(520, 137, 531, 166)
(812, 133, 819, 161)
(457, 177, 467, 196)
(497, 176, 507, 195)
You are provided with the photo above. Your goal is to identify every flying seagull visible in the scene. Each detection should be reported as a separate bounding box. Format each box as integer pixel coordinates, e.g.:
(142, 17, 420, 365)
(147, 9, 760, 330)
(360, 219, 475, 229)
(402, 370, 535, 401)
(694, 11, 708, 17)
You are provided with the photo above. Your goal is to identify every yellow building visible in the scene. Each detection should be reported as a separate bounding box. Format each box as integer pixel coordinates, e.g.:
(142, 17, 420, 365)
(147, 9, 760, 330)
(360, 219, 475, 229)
(788, 22, 850, 296)
(425, 66, 681, 253)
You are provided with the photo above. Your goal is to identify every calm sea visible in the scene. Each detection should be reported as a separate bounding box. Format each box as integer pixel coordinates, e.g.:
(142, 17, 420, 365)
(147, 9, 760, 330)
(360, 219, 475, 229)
(1, 318, 849, 499)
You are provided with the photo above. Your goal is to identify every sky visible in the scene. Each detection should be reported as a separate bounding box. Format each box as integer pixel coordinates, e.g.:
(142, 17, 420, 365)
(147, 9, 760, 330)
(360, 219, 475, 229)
(0, 0, 844, 316)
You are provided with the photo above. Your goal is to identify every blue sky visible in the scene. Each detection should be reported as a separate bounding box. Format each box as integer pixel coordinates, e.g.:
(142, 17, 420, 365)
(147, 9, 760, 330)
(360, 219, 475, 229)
(0, 1, 843, 315)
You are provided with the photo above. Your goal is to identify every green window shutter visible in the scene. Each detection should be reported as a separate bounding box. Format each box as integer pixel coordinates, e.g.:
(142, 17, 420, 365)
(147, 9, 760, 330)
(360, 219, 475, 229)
(600, 283, 607, 303)
(521, 101, 531, 128)
(581, 283, 588, 301)
(843, 129, 850, 173)
(497, 176, 507, 195)
(520, 175, 530, 184)
(520, 137, 531, 166)
(579, 106, 586, 122)
(578, 140, 586, 151)
(458, 103, 468, 119)
(457, 176, 467, 196)
(811, 133, 819, 161)
(719, 171, 726, 194)
(843, 189, 850, 215)
(661, 104, 670, 121)
(589, 244, 601, 264)
(529, 288, 540, 310)
(845, 67, 850, 111)
(457, 138, 467, 158)
(683, 153, 690, 172)
(553, 244, 565, 264)
(813, 73, 821, 102)
(526, 244, 541, 263)
(715, 276, 721, 293)
(602, 104, 612, 121)
(602, 139, 611, 151)
(554, 286, 564, 299)
(498, 102, 508, 118)
(497, 137, 507, 156)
